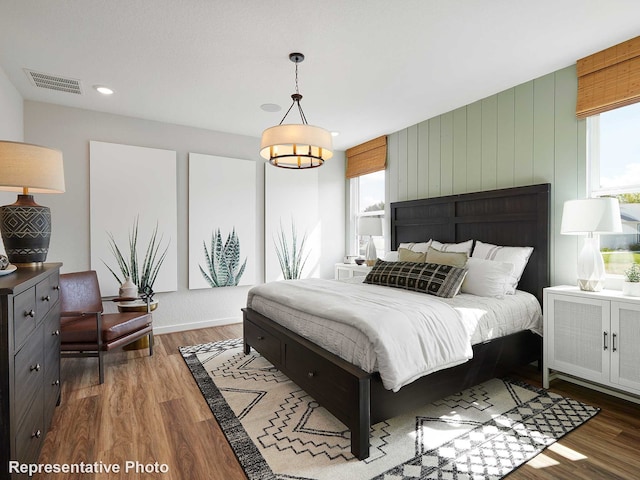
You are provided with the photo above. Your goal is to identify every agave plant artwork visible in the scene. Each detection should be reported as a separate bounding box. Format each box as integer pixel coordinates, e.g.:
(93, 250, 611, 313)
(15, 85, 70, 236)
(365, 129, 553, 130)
(103, 217, 169, 300)
(274, 219, 310, 280)
(200, 228, 247, 287)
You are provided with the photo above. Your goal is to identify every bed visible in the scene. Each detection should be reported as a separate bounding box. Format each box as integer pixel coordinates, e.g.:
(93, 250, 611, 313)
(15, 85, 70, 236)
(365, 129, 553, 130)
(242, 183, 550, 460)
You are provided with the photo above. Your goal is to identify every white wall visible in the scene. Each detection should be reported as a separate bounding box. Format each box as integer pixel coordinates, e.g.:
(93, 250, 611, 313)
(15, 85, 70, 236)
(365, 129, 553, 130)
(24, 101, 345, 333)
(0, 65, 23, 141)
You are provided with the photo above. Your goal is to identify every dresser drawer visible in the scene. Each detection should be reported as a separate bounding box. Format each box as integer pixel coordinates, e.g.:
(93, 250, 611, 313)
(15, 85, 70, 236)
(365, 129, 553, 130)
(14, 326, 44, 428)
(13, 287, 37, 349)
(244, 319, 281, 365)
(36, 271, 60, 320)
(15, 394, 44, 466)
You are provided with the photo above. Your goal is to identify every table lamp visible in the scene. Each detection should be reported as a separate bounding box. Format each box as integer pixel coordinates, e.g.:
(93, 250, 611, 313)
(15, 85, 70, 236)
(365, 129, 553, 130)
(0, 141, 65, 265)
(358, 216, 382, 266)
(561, 197, 622, 291)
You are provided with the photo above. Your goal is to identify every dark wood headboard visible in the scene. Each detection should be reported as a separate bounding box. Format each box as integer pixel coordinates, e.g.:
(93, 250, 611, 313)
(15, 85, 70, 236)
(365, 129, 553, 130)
(390, 183, 550, 303)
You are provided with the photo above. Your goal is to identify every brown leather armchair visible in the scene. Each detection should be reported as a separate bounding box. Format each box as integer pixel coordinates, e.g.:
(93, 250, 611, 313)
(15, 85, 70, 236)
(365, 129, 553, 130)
(59, 270, 153, 384)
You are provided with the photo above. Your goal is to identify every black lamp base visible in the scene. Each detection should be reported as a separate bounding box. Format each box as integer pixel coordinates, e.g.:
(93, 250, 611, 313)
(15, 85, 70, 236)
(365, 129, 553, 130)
(0, 194, 51, 265)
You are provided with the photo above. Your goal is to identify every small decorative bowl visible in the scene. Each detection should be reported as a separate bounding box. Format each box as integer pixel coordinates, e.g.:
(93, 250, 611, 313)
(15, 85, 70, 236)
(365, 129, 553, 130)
(354, 258, 365, 265)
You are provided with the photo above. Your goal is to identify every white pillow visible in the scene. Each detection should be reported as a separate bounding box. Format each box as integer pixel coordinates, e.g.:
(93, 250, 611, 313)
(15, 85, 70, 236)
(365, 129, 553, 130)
(460, 257, 514, 298)
(384, 251, 399, 262)
(430, 239, 473, 255)
(471, 241, 533, 294)
(398, 241, 431, 253)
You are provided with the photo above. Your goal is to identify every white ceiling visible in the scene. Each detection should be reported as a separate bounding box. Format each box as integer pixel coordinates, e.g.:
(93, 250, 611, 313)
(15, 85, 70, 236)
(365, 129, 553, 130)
(1, 1, 639, 151)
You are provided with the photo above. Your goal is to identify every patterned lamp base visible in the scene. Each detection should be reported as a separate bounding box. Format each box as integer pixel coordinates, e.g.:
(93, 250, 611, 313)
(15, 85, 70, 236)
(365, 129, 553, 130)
(0, 195, 51, 265)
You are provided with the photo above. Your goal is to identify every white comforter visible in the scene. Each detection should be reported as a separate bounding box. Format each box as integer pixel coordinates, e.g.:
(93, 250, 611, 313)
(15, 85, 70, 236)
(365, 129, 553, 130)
(247, 279, 474, 392)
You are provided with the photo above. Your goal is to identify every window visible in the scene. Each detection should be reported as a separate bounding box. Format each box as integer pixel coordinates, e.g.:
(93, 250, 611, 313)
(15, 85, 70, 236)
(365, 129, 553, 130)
(350, 170, 385, 257)
(588, 102, 640, 275)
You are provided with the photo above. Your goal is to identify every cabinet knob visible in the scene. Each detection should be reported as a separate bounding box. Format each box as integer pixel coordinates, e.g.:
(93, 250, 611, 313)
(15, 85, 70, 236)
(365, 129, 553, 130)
(30, 363, 41, 372)
(257, 336, 265, 341)
(52, 379, 60, 386)
(31, 430, 42, 439)
(42, 295, 51, 302)
(25, 310, 35, 318)
(307, 371, 316, 378)
(52, 330, 60, 336)
(53, 285, 60, 291)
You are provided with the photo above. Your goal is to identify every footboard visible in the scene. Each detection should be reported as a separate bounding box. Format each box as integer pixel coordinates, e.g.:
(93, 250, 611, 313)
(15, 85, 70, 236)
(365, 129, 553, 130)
(242, 308, 372, 460)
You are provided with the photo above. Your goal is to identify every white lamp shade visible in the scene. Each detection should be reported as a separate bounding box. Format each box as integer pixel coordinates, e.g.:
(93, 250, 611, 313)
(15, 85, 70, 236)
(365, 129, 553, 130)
(358, 216, 382, 237)
(0, 141, 65, 193)
(260, 124, 333, 168)
(560, 198, 622, 234)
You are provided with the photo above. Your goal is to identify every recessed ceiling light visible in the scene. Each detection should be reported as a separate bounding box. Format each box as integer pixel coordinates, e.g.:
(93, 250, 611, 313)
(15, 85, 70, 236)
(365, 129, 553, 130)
(260, 103, 281, 112)
(331, 131, 340, 137)
(94, 85, 114, 95)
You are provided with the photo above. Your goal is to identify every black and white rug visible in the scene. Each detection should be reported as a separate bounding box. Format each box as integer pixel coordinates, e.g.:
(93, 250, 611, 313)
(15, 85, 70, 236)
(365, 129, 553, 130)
(180, 338, 598, 480)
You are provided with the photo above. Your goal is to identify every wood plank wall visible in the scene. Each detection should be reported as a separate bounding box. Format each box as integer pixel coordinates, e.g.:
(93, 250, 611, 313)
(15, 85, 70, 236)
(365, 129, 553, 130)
(386, 65, 586, 286)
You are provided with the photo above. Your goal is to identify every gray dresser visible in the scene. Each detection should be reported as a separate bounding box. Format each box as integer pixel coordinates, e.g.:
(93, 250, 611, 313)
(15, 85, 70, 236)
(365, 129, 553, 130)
(0, 263, 62, 478)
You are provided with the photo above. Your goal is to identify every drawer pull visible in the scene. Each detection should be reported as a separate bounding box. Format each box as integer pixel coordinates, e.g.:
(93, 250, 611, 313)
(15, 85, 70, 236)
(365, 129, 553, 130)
(42, 295, 51, 302)
(307, 371, 316, 378)
(30, 363, 41, 372)
(31, 430, 42, 439)
(52, 379, 60, 386)
(52, 330, 60, 336)
(257, 335, 265, 341)
(25, 310, 36, 318)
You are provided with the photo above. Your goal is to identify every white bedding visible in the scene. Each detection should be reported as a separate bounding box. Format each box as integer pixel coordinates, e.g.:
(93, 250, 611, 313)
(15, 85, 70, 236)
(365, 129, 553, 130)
(247, 278, 542, 392)
(249, 278, 476, 392)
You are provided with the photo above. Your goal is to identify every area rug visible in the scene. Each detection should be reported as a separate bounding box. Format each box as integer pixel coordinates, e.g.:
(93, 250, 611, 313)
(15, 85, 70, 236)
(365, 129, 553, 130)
(180, 338, 599, 480)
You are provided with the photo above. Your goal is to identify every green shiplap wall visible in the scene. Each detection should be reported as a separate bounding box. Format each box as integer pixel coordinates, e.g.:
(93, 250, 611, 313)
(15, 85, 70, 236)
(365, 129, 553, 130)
(387, 64, 585, 285)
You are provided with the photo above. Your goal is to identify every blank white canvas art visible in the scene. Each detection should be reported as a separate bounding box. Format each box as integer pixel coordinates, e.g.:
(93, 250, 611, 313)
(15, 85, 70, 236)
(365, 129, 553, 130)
(188, 153, 257, 289)
(265, 164, 320, 282)
(89, 141, 178, 297)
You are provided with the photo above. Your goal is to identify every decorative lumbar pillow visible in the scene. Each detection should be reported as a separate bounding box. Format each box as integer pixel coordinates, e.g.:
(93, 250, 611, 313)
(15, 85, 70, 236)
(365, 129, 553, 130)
(471, 241, 533, 294)
(460, 257, 514, 298)
(425, 246, 468, 268)
(398, 248, 427, 263)
(364, 260, 467, 298)
(430, 239, 474, 255)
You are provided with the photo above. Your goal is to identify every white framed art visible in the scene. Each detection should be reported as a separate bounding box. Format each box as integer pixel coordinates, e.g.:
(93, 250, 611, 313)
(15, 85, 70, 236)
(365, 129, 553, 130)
(188, 153, 257, 289)
(89, 141, 178, 297)
(264, 164, 320, 282)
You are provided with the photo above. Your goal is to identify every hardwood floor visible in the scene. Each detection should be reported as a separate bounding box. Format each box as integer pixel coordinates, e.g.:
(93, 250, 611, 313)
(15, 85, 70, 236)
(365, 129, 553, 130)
(35, 324, 640, 480)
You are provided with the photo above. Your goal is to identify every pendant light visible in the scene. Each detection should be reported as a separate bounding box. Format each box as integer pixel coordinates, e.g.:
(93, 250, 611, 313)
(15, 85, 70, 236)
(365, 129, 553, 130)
(260, 53, 333, 169)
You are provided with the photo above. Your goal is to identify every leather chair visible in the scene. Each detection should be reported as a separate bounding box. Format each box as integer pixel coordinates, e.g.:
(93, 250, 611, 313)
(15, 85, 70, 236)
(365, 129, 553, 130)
(59, 270, 153, 384)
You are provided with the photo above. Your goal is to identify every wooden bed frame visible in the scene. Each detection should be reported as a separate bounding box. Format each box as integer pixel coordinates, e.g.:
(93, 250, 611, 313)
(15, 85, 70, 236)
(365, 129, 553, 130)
(243, 183, 550, 460)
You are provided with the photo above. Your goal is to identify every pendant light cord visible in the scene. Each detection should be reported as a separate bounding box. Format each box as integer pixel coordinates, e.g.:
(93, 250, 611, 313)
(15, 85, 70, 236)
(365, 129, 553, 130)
(278, 59, 308, 125)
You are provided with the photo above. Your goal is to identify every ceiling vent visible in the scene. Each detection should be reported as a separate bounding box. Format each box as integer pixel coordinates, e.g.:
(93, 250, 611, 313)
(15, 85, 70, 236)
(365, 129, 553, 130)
(24, 69, 83, 95)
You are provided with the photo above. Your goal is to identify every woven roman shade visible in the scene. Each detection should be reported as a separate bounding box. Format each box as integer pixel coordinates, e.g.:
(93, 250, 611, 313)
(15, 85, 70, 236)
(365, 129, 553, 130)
(345, 135, 387, 178)
(576, 35, 640, 118)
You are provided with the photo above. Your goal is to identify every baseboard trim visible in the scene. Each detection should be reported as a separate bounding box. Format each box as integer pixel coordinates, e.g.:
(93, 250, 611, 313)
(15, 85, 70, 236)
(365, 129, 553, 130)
(154, 317, 241, 335)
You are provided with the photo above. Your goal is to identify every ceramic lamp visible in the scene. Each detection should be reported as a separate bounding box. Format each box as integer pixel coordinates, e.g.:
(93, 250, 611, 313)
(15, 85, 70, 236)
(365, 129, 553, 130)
(358, 216, 382, 266)
(0, 141, 65, 265)
(561, 197, 622, 291)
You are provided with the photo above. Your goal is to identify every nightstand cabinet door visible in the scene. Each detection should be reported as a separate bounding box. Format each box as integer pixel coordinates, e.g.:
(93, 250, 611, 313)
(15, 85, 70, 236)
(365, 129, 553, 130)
(611, 301, 640, 393)
(545, 293, 610, 385)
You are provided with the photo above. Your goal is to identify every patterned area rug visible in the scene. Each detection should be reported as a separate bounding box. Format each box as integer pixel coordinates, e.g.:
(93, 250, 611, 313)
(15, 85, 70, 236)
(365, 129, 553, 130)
(180, 339, 599, 480)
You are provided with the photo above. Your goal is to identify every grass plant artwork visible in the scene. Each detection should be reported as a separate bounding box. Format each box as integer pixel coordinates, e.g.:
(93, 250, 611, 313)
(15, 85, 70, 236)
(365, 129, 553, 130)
(103, 217, 169, 300)
(274, 220, 310, 280)
(199, 228, 247, 287)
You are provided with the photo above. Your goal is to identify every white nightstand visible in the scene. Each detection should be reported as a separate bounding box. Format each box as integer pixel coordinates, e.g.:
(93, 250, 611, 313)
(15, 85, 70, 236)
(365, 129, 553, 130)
(543, 285, 640, 403)
(334, 263, 372, 280)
